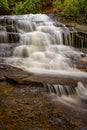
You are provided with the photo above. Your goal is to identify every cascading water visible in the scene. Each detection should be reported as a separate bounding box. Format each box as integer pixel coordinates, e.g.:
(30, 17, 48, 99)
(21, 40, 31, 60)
(0, 14, 87, 110)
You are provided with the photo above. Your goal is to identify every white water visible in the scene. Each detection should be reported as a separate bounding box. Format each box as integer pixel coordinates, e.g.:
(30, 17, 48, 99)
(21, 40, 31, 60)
(45, 82, 87, 111)
(0, 14, 87, 103)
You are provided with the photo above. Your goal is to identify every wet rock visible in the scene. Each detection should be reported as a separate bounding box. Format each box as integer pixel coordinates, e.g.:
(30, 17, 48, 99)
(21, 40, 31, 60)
(0, 31, 8, 43)
(0, 77, 6, 81)
(0, 18, 16, 26)
(8, 32, 20, 43)
(0, 26, 6, 31)
(0, 44, 14, 57)
(0, 63, 87, 86)
(6, 25, 17, 33)
(76, 58, 87, 71)
(0, 63, 87, 130)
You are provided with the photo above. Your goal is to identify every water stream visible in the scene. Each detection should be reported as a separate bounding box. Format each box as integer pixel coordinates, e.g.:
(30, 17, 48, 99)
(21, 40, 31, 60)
(0, 14, 87, 110)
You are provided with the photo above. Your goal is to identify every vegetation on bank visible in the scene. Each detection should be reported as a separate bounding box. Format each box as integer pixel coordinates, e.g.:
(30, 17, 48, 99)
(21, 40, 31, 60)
(53, 0, 87, 23)
(0, 0, 87, 23)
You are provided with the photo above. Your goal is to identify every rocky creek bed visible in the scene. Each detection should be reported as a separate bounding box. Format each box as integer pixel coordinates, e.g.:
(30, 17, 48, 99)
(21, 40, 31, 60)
(0, 63, 87, 130)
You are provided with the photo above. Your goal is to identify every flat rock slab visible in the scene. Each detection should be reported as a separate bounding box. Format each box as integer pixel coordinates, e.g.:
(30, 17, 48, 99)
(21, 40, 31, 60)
(0, 63, 87, 86)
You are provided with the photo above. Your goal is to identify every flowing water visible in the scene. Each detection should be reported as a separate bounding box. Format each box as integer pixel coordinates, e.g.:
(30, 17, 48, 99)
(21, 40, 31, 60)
(0, 14, 87, 110)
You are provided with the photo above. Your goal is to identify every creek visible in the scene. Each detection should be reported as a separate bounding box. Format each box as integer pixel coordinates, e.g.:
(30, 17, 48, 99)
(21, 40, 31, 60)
(0, 14, 87, 112)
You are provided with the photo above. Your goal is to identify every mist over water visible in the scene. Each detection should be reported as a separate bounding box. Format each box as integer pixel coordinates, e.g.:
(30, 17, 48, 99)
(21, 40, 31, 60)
(0, 14, 87, 110)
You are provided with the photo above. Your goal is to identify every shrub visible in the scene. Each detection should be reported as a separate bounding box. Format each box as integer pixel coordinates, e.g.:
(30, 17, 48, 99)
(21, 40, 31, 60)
(53, 0, 87, 22)
(14, 0, 41, 14)
(52, 0, 64, 11)
(0, 0, 10, 14)
(64, 0, 80, 17)
(0, 0, 9, 10)
(78, 0, 87, 14)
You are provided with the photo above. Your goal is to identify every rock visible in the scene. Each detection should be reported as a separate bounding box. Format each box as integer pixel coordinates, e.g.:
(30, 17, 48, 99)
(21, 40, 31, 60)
(8, 32, 20, 43)
(0, 77, 6, 81)
(0, 26, 6, 31)
(0, 31, 8, 43)
(6, 25, 17, 33)
(0, 63, 87, 86)
(0, 63, 87, 130)
(1, 18, 16, 26)
(76, 58, 87, 71)
(0, 44, 14, 57)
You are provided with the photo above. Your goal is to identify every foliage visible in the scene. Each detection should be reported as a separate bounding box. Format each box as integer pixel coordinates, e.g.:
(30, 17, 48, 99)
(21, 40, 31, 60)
(78, 0, 87, 18)
(0, 0, 9, 10)
(53, 0, 63, 11)
(53, 0, 87, 16)
(53, 0, 64, 10)
(14, 0, 41, 14)
(8, 0, 15, 7)
(64, 0, 80, 17)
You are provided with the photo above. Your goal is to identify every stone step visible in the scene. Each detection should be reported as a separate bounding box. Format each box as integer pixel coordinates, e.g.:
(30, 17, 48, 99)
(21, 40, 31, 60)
(0, 43, 20, 57)
(0, 32, 20, 43)
(0, 17, 17, 26)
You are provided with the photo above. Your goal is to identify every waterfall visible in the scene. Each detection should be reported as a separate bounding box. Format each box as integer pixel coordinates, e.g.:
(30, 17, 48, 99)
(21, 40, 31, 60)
(44, 82, 87, 96)
(44, 82, 87, 111)
(0, 14, 87, 99)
